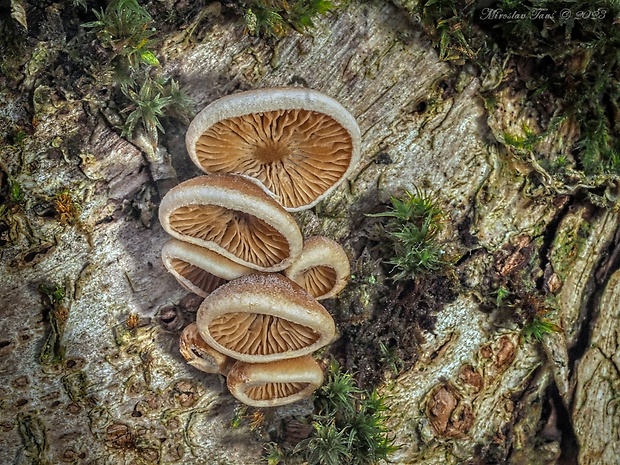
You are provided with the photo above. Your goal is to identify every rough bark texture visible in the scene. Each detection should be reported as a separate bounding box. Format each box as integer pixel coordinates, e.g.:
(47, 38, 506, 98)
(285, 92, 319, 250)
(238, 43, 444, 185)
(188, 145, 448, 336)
(1, 1, 619, 464)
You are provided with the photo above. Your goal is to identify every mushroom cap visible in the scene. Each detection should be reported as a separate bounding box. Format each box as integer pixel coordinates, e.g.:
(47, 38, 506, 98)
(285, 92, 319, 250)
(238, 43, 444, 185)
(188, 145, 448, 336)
(162, 239, 253, 298)
(284, 236, 351, 300)
(226, 356, 324, 407)
(159, 174, 303, 272)
(179, 323, 234, 375)
(196, 273, 336, 363)
(185, 87, 361, 212)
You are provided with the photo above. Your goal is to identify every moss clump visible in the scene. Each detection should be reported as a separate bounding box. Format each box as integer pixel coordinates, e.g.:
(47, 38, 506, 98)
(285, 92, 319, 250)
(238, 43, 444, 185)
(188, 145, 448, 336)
(414, 0, 620, 186)
(367, 187, 447, 281)
(83, 0, 160, 69)
(521, 314, 561, 342)
(82, 0, 193, 147)
(299, 360, 397, 465)
(239, 0, 336, 39)
(264, 360, 397, 465)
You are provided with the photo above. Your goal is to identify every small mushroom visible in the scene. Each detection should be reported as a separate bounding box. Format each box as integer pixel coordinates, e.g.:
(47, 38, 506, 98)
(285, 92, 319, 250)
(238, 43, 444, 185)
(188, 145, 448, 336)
(284, 236, 351, 300)
(159, 174, 303, 272)
(179, 323, 234, 375)
(162, 239, 252, 298)
(196, 274, 336, 363)
(226, 356, 324, 407)
(185, 87, 361, 212)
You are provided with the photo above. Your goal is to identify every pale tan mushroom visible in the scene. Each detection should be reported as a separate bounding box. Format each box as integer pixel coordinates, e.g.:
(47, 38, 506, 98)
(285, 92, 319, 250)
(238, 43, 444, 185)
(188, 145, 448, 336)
(161, 239, 252, 298)
(196, 273, 336, 363)
(159, 174, 303, 272)
(284, 236, 351, 300)
(185, 87, 361, 212)
(179, 323, 234, 375)
(226, 356, 324, 407)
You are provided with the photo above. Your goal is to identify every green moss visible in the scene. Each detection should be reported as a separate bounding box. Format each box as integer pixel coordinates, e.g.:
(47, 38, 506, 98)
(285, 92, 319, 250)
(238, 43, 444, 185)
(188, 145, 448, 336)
(262, 361, 397, 465)
(491, 285, 510, 308)
(502, 124, 542, 151)
(264, 442, 284, 465)
(82, 1, 193, 147)
(295, 360, 398, 465)
(521, 315, 561, 342)
(550, 217, 592, 280)
(83, 0, 159, 69)
(412, 0, 620, 189)
(240, 0, 336, 39)
(38, 283, 70, 367)
(367, 188, 447, 281)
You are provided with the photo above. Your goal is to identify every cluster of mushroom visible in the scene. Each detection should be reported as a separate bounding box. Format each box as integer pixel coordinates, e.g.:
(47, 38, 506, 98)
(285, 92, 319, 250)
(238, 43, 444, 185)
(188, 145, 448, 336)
(158, 87, 361, 407)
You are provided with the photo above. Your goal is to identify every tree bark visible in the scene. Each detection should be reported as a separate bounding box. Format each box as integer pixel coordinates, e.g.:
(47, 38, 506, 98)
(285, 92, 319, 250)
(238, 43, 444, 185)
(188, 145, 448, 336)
(0, 1, 618, 464)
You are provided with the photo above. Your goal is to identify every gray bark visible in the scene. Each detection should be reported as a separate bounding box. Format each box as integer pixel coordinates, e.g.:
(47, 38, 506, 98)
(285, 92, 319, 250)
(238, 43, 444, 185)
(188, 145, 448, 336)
(0, 1, 618, 464)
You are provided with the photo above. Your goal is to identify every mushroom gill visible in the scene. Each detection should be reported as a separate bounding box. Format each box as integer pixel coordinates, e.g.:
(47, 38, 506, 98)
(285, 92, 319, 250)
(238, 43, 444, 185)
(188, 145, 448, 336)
(207, 313, 320, 356)
(295, 265, 338, 298)
(246, 381, 309, 401)
(226, 356, 324, 407)
(185, 87, 361, 211)
(168, 204, 290, 270)
(285, 236, 351, 300)
(159, 174, 303, 272)
(195, 109, 353, 210)
(196, 273, 336, 363)
(169, 258, 226, 293)
(162, 239, 252, 298)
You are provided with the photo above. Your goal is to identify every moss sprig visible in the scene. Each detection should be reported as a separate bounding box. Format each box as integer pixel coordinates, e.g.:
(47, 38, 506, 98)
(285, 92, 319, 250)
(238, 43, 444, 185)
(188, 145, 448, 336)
(292, 360, 397, 465)
(121, 78, 172, 144)
(83, 0, 159, 69)
(241, 0, 335, 39)
(522, 314, 561, 342)
(368, 188, 447, 281)
(82, 1, 194, 147)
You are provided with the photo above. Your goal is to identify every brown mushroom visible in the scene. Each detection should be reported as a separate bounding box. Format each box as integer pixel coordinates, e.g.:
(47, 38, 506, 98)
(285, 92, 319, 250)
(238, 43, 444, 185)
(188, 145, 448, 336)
(185, 87, 361, 212)
(284, 236, 350, 300)
(226, 356, 324, 407)
(162, 239, 252, 298)
(179, 323, 234, 375)
(196, 274, 336, 363)
(159, 174, 303, 272)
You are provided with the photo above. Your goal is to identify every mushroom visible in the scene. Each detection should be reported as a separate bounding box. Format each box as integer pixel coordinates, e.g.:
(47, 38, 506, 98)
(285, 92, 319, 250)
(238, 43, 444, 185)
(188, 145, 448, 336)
(226, 356, 324, 407)
(179, 323, 234, 375)
(196, 274, 336, 363)
(159, 174, 303, 272)
(162, 239, 252, 298)
(185, 87, 361, 212)
(284, 236, 351, 300)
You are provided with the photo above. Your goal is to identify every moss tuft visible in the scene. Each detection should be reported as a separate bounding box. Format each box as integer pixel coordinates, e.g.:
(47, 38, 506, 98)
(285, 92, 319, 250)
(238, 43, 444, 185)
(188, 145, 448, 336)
(367, 187, 447, 281)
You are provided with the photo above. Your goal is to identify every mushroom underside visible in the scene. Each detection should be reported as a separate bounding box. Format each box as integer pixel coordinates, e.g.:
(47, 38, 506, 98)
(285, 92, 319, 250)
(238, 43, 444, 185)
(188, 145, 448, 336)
(246, 381, 311, 401)
(208, 312, 320, 356)
(195, 109, 353, 209)
(180, 323, 231, 374)
(168, 204, 290, 269)
(293, 265, 338, 298)
(169, 258, 227, 295)
(227, 355, 324, 406)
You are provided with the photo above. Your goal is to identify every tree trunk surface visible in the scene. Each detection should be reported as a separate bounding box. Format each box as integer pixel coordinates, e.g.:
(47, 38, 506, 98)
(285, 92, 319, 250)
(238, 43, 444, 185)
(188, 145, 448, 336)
(1, 1, 618, 464)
